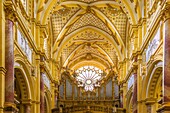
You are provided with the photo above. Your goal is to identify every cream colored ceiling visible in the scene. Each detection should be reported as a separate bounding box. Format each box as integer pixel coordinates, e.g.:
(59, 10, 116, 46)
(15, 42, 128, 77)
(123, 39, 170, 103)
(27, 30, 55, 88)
(66, 12, 112, 35)
(51, 0, 129, 72)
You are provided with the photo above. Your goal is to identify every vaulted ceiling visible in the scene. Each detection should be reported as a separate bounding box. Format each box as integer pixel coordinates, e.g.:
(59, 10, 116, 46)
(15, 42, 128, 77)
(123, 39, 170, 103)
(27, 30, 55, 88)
(49, 0, 133, 73)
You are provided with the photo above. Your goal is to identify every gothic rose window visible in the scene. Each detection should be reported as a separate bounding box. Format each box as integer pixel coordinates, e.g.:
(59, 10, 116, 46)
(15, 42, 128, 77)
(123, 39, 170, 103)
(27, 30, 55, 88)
(75, 66, 104, 91)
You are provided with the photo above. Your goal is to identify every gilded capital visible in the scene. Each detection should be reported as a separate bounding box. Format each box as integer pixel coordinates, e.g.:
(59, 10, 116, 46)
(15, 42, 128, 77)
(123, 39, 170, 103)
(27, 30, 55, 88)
(132, 61, 138, 74)
(162, 3, 170, 22)
(40, 62, 45, 73)
(4, 6, 16, 22)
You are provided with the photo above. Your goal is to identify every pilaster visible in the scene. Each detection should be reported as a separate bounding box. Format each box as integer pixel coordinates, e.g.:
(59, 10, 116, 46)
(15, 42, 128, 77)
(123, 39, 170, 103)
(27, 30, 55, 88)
(137, 55, 143, 113)
(132, 57, 138, 113)
(35, 54, 41, 113)
(122, 83, 127, 108)
(40, 63, 45, 113)
(0, 5, 5, 112)
(0, 67, 6, 113)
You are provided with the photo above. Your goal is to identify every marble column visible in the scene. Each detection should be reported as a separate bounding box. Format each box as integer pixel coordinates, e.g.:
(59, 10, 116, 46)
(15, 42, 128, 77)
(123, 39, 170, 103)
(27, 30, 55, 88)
(163, 4, 170, 103)
(5, 18, 14, 104)
(157, 2, 170, 113)
(25, 104, 31, 113)
(146, 105, 151, 113)
(4, 15, 17, 113)
(40, 72, 44, 113)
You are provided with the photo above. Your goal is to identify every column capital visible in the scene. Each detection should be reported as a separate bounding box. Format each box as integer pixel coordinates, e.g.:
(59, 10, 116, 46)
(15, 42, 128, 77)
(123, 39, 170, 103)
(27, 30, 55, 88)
(162, 3, 170, 22)
(4, 2, 17, 22)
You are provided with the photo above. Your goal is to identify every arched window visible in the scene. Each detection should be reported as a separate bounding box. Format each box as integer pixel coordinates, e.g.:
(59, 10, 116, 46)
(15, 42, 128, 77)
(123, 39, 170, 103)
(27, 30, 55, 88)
(75, 66, 105, 91)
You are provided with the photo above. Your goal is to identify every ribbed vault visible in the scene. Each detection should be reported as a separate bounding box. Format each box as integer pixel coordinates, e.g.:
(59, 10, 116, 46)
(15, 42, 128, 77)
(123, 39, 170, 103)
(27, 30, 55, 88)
(37, 0, 140, 78)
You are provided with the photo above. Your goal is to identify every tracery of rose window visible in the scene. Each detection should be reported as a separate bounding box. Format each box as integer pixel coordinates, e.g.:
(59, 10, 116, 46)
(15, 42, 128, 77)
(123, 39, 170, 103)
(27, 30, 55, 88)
(75, 66, 105, 91)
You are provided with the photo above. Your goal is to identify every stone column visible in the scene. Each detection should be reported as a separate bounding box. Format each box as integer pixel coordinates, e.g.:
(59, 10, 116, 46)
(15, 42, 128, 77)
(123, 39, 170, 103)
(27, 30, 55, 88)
(5, 15, 14, 105)
(157, 2, 170, 113)
(4, 5, 17, 113)
(40, 71, 44, 113)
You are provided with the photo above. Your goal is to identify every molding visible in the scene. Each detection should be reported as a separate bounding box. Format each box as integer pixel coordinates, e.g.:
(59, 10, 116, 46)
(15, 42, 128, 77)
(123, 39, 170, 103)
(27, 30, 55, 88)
(144, 97, 157, 105)
(21, 99, 32, 105)
(157, 103, 170, 112)
(0, 67, 7, 75)
(137, 17, 146, 26)
(4, 102, 18, 112)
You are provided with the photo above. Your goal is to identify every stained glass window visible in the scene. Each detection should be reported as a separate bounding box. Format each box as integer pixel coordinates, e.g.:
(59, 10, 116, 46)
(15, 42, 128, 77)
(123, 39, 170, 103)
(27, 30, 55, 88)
(75, 66, 105, 91)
